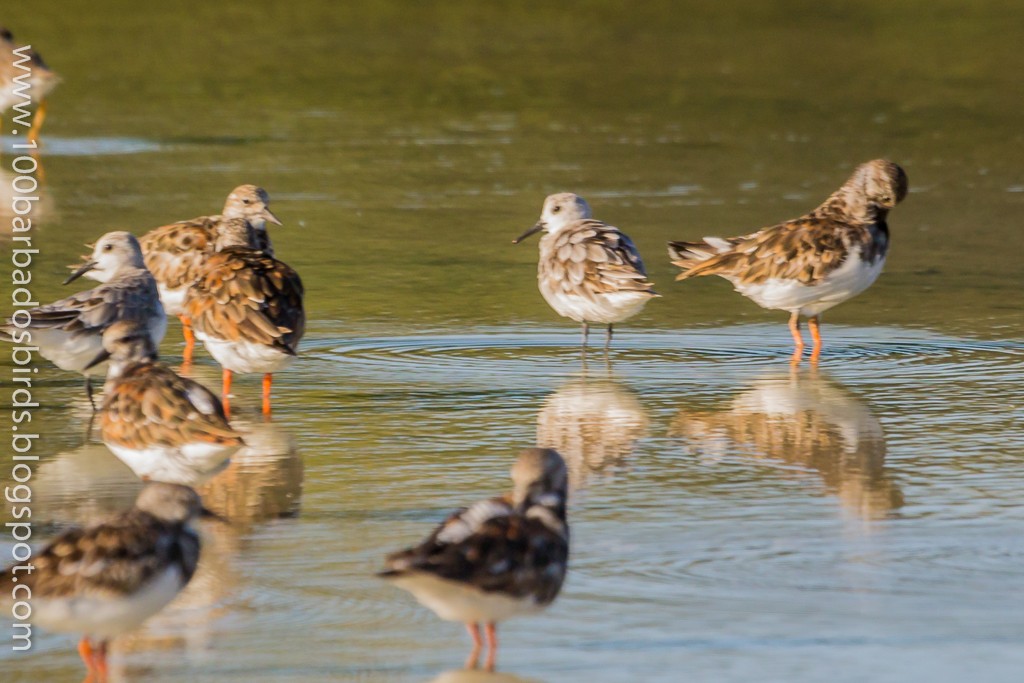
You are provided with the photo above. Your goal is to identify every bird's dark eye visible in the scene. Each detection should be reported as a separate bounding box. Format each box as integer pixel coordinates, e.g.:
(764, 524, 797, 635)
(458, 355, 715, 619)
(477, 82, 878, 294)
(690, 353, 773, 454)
(103, 244, 113, 251)
(552, 206, 561, 213)
(242, 198, 252, 205)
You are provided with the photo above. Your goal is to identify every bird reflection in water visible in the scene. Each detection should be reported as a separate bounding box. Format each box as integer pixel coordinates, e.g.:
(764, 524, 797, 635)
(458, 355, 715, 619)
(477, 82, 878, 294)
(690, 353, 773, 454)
(670, 368, 903, 520)
(196, 416, 303, 523)
(536, 376, 649, 492)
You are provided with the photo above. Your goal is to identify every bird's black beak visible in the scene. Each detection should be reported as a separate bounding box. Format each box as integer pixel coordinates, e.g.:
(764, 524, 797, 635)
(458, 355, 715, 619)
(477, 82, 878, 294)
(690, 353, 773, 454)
(513, 222, 545, 245)
(262, 207, 282, 226)
(63, 260, 97, 285)
(83, 348, 111, 371)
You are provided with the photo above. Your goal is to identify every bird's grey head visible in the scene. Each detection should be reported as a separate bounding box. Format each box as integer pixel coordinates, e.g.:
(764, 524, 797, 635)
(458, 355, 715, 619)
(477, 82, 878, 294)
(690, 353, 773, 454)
(134, 483, 207, 525)
(221, 185, 281, 231)
(65, 231, 146, 285)
(513, 193, 592, 244)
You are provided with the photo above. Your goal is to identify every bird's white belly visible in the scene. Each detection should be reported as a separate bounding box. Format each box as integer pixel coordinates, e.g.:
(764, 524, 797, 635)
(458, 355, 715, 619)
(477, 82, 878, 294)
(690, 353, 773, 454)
(31, 566, 185, 640)
(539, 285, 651, 325)
(197, 334, 295, 375)
(732, 252, 885, 317)
(157, 284, 188, 317)
(389, 572, 543, 623)
(105, 442, 237, 486)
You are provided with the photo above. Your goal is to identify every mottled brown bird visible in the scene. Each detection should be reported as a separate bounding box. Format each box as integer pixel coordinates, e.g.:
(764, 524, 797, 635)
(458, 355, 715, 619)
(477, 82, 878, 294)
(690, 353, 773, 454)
(138, 185, 282, 363)
(89, 320, 243, 486)
(0, 483, 209, 677)
(669, 159, 907, 361)
(184, 218, 304, 415)
(0, 26, 59, 143)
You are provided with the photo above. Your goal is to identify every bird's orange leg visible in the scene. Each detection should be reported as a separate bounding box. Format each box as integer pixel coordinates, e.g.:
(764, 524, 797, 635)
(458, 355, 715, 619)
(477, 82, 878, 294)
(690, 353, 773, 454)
(94, 641, 109, 680)
(179, 314, 195, 364)
(27, 98, 48, 145)
(788, 312, 804, 364)
(464, 622, 482, 669)
(808, 315, 822, 364)
(222, 368, 233, 417)
(262, 373, 273, 416)
(483, 622, 498, 671)
(77, 637, 96, 672)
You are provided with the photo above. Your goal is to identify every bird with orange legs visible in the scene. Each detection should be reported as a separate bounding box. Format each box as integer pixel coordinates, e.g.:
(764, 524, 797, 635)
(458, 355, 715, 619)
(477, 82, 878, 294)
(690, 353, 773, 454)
(139, 185, 282, 364)
(668, 159, 907, 363)
(0, 483, 209, 681)
(184, 217, 304, 416)
(380, 449, 569, 671)
(1, 26, 59, 145)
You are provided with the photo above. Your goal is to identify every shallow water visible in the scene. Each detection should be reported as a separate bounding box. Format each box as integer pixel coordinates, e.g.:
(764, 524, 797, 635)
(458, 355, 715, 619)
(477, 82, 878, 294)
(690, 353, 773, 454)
(2, 2, 1024, 682)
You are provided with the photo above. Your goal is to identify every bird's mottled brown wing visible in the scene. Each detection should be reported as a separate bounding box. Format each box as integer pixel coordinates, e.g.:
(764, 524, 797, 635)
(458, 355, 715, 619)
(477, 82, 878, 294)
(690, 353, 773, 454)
(99, 363, 242, 449)
(18, 270, 161, 337)
(382, 496, 568, 604)
(139, 217, 219, 291)
(542, 219, 657, 297)
(185, 248, 305, 352)
(670, 217, 874, 286)
(0, 512, 199, 599)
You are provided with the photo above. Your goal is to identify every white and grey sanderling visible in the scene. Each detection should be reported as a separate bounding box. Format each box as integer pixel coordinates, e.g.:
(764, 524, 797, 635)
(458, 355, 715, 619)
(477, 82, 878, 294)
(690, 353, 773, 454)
(515, 192, 658, 349)
(3, 231, 166, 407)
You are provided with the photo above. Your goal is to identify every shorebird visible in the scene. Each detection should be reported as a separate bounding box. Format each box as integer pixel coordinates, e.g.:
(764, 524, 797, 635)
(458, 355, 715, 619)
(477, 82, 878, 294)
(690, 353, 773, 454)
(668, 159, 908, 361)
(3, 231, 166, 407)
(89, 320, 244, 486)
(0, 26, 59, 143)
(0, 482, 209, 678)
(515, 193, 658, 350)
(184, 217, 304, 415)
(139, 185, 282, 363)
(380, 448, 569, 671)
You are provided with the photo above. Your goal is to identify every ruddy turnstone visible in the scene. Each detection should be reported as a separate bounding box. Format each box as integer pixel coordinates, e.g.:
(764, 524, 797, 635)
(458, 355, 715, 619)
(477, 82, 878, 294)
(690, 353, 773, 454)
(514, 193, 658, 349)
(0, 26, 59, 143)
(2, 231, 166, 407)
(0, 482, 208, 677)
(183, 217, 304, 415)
(89, 319, 243, 486)
(139, 185, 282, 363)
(668, 159, 908, 360)
(380, 448, 569, 671)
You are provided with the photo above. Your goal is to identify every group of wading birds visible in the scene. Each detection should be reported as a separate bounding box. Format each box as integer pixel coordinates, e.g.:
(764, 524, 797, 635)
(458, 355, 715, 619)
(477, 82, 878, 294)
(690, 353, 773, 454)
(0, 157, 909, 678)
(1, 30, 911, 677)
